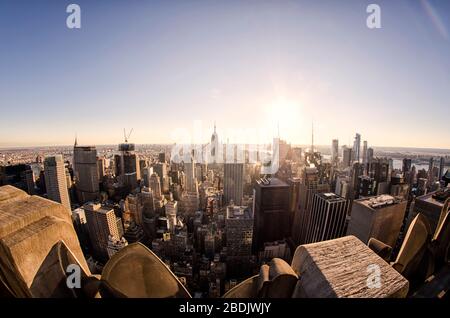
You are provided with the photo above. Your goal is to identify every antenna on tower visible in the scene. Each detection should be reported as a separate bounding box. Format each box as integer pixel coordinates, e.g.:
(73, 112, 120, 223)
(124, 128, 134, 143)
(311, 121, 314, 153)
(74, 133, 78, 147)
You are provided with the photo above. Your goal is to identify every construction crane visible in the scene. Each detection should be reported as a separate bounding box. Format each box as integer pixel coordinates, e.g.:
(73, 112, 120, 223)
(124, 128, 133, 143)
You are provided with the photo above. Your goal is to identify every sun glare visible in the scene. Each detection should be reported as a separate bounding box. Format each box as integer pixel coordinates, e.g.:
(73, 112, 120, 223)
(265, 98, 302, 136)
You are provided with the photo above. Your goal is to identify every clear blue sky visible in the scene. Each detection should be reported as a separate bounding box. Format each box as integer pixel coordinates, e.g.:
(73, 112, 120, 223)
(0, 0, 449, 148)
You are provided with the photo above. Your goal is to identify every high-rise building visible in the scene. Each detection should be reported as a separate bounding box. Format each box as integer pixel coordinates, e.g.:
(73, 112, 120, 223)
(331, 139, 339, 164)
(342, 146, 353, 168)
(165, 200, 178, 233)
(73, 145, 99, 203)
(223, 163, 244, 206)
(409, 188, 450, 233)
(402, 158, 412, 174)
(428, 157, 435, 184)
(304, 193, 350, 244)
(362, 141, 368, 173)
(24, 168, 35, 195)
(116, 142, 140, 185)
(97, 157, 106, 180)
(292, 167, 330, 245)
(367, 147, 374, 169)
(346, 195, 407, 247)
(417, 177, 428, 196)
(353, 133, 361, 163)
(390, 179, 409, 200)
(287, 177, 301, 220)
(153, 162, 167, 188)
(210, 123, 219, 164)
(142, 166, 154, 188)
(358, 175, 376, 197)
(184, 155, 198, 193)
(158, 152, 166, 163)
(225, 205, 253, 278)
(83, 203, 121, 261)
(409, 165, 417, 185)
(72, 207, 90, 251)
(253, 177, 290, 252)
(368, 158, 390, 193)
(149, 172, 162, 199)
(439, 157, 445, 180)
(44, 155, 71, 213)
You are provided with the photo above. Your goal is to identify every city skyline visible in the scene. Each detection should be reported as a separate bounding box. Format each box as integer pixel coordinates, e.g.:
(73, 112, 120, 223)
(1, 0, 450, 148)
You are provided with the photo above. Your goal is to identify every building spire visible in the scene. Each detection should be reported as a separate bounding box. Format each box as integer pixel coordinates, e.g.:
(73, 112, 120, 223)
(311, 121, 314, 153)
(214, 121, 216, 133)
(74, 133, 78, 147)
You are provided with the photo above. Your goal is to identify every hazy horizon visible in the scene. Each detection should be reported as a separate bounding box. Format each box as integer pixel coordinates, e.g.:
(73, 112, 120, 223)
(1, 142, 450, 153)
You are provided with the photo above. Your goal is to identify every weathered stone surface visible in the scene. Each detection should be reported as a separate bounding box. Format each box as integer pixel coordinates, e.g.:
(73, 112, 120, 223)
(0, 186, 90, 297)
(101, 243, 191, 298)
(223, 275, 259, 298)
(291, 236, 409, 298)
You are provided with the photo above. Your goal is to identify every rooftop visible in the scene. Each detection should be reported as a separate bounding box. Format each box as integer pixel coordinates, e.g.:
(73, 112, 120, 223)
(256, 177, 288, 188)
(317, 192, 346, 202)
(226, 205, 252, 219)
(417, 189, 448, 207)
(358, 194, 402, 209)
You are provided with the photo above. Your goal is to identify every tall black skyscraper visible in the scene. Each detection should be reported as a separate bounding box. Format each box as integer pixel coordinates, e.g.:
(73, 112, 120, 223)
(252, 177, 290, 253)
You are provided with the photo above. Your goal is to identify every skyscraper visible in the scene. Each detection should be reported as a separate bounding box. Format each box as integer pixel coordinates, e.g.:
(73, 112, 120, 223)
(304, 193, 350, 244)
(368, 158, 390, 194)
(165, 200, 178, 233)
(402, 158, 412, 173)
(428, 157, 435, 184)
(210, 122, 219, 164)
(352, 133, 361, 163)
(367, 147, 374, 167)
(116, 142, 140, 185)
(153, 162, 167, 189)
(331, 139, 339, 164)
(342, 146, 353, 168)
(184, 155, 198, 193)
(362, 140, 368, 173)
(83, 203, 121, 261)
(223, 163, 244, 206)
(439, 157, 445, 180)
(253, 177, 290, 252)
(149, 172, 162, 199)
(73, 145, 99, 203)
(97, 157, 106, 180)
(292, 167, 330, 245)
(346, 195, 407, 248)
(226, 204, 253, 278)
(44, 155, 71, 213)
